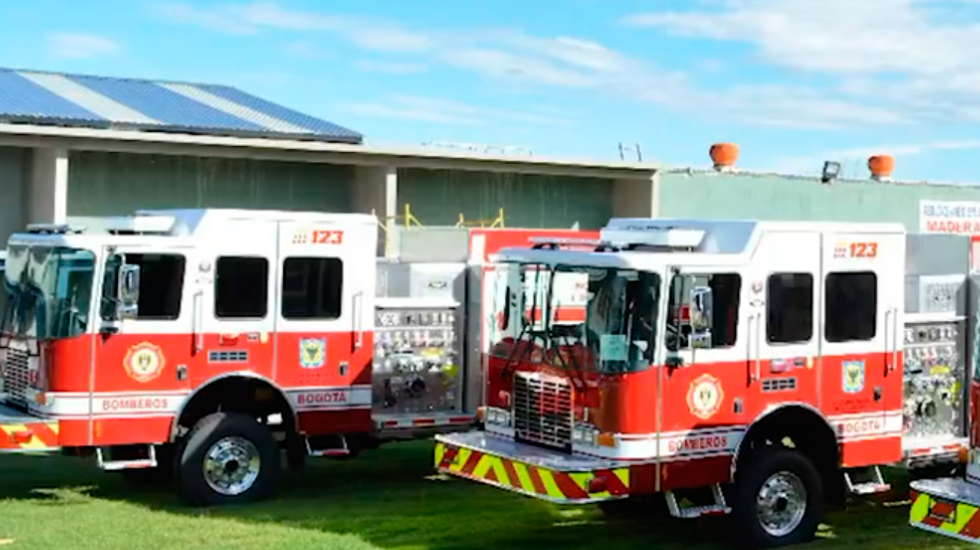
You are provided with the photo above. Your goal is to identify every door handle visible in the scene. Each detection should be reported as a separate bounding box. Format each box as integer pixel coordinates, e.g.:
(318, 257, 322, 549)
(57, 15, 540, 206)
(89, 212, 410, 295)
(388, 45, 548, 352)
(353, 292, 363, 350)
(192, 290, 204, 353)
(747, 314, 761, 383)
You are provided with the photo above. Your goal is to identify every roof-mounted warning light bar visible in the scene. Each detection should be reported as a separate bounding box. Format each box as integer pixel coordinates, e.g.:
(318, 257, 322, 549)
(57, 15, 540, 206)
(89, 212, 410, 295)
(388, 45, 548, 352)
(25, 223, 86, 235)
(600, 225, 705, 250)
(528, 236, 603, 250)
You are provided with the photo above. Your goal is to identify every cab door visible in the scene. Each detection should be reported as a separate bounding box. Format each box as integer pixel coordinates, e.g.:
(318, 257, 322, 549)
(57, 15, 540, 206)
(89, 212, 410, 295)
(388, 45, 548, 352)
(275, 220, 376, 429)
(92, 244, 195, 444)
(658, 266, 748, 477)
(193, 219, 278, 386)
(820, 231, 904, 465)
(745, 230, 822, 421)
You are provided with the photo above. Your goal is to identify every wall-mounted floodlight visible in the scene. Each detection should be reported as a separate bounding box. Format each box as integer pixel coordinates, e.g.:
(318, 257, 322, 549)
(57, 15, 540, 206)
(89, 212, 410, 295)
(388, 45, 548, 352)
(822, 161, 841, 184)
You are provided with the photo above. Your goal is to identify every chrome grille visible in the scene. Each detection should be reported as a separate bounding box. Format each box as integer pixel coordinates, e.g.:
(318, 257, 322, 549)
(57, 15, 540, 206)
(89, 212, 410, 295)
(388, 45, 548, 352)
(513, 371, 573, 450)
(1, 347, 30, 407)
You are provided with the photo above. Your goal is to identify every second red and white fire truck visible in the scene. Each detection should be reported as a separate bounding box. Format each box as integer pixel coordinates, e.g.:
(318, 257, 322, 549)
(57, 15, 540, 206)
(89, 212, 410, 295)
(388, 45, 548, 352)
(435, 218, 974, 549)
(0, 208, 592, 506)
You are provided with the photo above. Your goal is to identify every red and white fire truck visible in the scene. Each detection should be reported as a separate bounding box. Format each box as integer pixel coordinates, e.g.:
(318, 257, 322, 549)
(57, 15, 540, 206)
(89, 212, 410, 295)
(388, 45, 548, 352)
(0, 208, 593, 506)
(435, 218, 974, 549)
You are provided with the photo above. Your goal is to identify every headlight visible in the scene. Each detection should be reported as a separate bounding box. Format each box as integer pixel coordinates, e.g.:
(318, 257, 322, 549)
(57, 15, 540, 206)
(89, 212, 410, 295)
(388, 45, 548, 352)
(573, 424, 599, 446)
(486, 408, 511, 427)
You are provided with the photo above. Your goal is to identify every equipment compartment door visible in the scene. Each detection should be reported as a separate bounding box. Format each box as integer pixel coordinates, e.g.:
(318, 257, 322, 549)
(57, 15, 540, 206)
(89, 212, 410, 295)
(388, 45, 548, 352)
(194, 219, 278, 386)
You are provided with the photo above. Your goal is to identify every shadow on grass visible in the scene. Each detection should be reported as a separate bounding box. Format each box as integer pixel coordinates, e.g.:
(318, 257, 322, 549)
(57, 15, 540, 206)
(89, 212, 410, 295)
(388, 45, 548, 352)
(0, 445, 957, 550)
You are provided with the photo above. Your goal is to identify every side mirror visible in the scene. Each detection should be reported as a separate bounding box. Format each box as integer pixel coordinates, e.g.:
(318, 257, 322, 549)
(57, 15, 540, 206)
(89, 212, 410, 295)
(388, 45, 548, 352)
(117, 263, 140, 320)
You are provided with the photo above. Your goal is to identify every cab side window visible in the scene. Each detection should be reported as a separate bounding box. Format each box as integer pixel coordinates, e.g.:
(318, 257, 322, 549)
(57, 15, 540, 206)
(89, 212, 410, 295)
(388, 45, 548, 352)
(824, 271, 878, 342)
(825, 271, 877, 342)
(667, 273, 741, 350)
(767, 273, 814, 344)
(215, 256, 269, 319)
(101, 253, 185, 320)
(281, 257, 343, 319)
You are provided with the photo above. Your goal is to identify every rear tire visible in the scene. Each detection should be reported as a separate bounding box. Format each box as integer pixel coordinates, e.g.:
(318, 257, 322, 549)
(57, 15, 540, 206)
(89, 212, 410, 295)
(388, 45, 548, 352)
(174, 412, 281, 507)
(730, 449, 823, 549)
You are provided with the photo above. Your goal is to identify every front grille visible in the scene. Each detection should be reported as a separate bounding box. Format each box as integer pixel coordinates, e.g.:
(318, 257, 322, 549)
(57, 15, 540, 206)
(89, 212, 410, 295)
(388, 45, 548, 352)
(513, 371, 573, 450)
(1, 347, 30, 408)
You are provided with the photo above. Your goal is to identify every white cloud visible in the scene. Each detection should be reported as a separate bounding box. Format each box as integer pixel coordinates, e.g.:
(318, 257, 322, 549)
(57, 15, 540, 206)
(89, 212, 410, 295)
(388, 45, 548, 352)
(152, 1, 431, 52)
(154, 1, 914, 129)
(45, 33, 120, 59)
(623, 0, 980, 124)
(355, 60, 427, 75)
(339, 95, 574, 127)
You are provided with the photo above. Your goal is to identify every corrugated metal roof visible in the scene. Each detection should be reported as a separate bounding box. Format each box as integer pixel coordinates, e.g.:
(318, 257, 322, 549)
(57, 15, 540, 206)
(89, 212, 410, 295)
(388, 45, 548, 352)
(0, 68, 362, 143)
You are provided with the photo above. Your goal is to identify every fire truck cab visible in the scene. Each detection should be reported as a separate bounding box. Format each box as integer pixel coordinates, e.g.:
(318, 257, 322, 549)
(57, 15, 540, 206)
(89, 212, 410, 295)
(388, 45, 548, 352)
(436, 217, 914, 548)
(0, 208, 383, 504)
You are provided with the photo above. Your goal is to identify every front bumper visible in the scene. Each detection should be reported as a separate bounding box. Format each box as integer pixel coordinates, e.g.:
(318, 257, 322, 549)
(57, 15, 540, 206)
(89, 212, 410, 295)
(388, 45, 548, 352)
(434, 431, 631, 504)
(0, 403, 59, 452)
(910, 477, 980, 544)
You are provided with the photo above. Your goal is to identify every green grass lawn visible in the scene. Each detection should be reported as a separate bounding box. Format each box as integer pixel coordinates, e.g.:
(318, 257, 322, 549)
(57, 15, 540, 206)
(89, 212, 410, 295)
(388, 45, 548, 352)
(0, 440, 973, 550)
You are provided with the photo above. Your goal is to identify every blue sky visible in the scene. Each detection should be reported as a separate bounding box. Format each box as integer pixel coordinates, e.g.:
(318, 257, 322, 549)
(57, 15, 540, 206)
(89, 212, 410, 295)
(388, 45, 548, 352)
(2, 0, 980, 182)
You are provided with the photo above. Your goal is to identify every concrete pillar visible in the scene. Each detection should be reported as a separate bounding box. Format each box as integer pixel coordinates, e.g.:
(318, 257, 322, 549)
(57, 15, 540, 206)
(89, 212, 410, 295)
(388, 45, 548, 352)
(350, 165, 398, 256)
(0, 147, 27, 247)
(611, 171, 660, 219)
(26, 146, 69, 225)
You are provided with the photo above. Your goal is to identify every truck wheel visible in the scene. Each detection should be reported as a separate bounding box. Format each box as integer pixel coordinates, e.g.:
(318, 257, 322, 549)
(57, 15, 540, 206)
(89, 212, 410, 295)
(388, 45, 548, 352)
(174, 412, 281, 507)
(730, 449, 823, 549)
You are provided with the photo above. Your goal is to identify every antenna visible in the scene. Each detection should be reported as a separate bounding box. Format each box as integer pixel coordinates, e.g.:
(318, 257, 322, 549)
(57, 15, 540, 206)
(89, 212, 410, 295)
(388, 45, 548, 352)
(618, 142, 643, 161)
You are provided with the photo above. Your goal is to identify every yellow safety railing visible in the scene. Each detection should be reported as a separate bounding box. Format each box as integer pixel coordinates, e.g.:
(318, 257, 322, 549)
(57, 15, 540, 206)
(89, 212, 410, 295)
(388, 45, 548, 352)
(373, 204, 506, 256)
(455, 208, 506, 229)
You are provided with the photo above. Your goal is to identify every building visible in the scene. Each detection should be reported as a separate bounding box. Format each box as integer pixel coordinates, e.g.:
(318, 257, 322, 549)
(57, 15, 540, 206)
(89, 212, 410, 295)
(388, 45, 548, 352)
(658, 143, 980, 237)
(0, 68, 658, 253)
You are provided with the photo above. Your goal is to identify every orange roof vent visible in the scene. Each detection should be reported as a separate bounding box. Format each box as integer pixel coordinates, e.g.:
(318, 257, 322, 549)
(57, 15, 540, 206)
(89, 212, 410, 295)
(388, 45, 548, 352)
(868, 154, 895, 181)
(710, 143, 739, 172)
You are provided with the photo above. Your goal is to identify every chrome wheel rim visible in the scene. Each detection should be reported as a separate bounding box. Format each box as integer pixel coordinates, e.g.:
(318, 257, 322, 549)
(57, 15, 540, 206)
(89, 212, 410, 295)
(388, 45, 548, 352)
(756, 471, 807, 538)
(203, 436, 261, 496)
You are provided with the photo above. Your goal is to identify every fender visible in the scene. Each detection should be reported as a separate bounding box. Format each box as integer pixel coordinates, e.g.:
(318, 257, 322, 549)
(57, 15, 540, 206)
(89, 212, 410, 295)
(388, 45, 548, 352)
(729, 401, 837, 481)
(169, 371, 297, 441)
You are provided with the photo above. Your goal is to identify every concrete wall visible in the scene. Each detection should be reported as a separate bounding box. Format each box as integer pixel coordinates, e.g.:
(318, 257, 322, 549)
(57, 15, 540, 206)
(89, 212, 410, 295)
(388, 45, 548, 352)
(0, 146, 27, 245)
(66, 151, 355, 216)
(659, 170, 980, 230)
(397, 168, 615, 229)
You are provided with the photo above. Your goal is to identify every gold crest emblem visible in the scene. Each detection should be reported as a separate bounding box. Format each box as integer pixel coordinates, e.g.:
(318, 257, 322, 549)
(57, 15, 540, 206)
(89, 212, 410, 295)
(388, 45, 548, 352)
(123, 342, 165, 383)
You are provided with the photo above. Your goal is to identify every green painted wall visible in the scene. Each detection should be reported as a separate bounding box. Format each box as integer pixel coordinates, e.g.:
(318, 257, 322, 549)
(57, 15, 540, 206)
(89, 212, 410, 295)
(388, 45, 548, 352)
(398, 168, 612, 229)
(68, 151, 353, 216)
(659, 170, 980, 230)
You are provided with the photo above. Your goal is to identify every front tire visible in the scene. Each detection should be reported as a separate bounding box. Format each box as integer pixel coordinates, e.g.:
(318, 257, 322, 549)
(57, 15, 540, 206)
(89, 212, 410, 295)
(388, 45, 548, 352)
(174, 412, 282, 507)
(730, 449, 823, 549)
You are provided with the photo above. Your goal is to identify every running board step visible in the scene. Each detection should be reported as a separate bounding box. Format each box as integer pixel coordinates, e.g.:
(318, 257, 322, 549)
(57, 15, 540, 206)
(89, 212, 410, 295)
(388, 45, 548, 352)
(97, 445, 157, 471)
(844, 466, 891, 495)
(306, 434, 350, 457)
(665, 485, 732, 519)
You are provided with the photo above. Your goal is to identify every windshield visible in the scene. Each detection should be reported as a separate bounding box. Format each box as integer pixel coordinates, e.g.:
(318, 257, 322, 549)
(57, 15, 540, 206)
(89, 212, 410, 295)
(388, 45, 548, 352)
(493, 262, 661, 373)
(2, 244, 97, 339)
